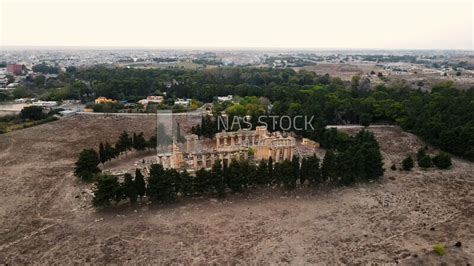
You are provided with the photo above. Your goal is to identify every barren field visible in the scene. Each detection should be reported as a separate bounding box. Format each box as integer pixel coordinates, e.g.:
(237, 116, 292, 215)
(298, 63, 382, 80)
(0, 115, 473, 264)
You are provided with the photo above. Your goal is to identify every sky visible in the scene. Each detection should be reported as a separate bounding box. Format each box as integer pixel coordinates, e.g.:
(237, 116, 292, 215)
(1, 0, 473, 50)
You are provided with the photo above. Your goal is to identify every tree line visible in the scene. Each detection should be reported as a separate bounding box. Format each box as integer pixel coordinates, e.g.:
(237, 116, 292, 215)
(75, 131, 156, 181)
(399, 147, 452, 171)
(91, 129, 385, 207)
(70, 67, 473, 160)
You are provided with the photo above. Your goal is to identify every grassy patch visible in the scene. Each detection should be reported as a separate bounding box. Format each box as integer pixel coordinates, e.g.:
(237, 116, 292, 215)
(433, 244, 445, 256)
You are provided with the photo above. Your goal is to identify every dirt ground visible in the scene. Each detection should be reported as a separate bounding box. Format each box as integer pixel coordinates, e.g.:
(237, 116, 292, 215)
(0, 114, 473, 264)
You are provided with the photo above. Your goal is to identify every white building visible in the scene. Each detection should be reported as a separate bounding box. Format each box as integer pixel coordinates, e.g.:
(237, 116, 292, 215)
(138, 95, 164, 107)
(174, 98, 192, 106)
(32, 101, 58, 107)
(216, 95, 233, 102)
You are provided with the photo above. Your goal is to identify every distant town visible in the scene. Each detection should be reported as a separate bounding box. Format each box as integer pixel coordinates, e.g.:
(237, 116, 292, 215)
(1, 49, 473, 119)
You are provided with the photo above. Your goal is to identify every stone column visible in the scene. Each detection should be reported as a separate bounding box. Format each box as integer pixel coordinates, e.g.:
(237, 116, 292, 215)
(211, 154, 215, 167)
(202, 154, 207, 168)
(186, 140, 191, 153)
(237, 134, 242, 145)
(223, 136, 227, 146)
(283, 148, 288, 161)
(252, 135, 256, 146)
(216, 137, 220, 148)
(193, 155, 198, 170)
(230, 135, 234, 146)
(275, 148, 281, 163)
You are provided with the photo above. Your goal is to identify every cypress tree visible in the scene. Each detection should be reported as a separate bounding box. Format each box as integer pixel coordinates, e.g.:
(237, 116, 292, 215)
(210, 160, 225, 197)
(402, 155, 414, 171)
(75, 149, 101, 181)
(281, 159, 296, 189)
(147, 164, 176, 202)
(268, 156, 274, 184)
(227, 159, 243, 193)
(178, 170, 193, 196)
(134, 168, 146, 201)
(256, 159, 269, 186)
(98, 142, 106, 164)
(300, 157, 309, 185)
(291, 155, 300, 186)
(104, 142, 115, 161)
(123, 173, 138, 203)
(194, 168, 211, 195)
(93, 174, 121, 207)
(116, 131, 132, 154)
(321, 150, 337, 183)
(307, 154, 321, 185)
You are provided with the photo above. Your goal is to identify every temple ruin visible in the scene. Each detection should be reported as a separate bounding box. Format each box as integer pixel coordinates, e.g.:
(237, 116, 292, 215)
(155, 126, 312, 172)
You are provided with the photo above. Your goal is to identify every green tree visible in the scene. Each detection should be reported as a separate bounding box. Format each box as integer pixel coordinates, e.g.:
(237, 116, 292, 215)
(306, 154, 322, 185)
(104, 142, 116, 161)
(93, 174, 121, 207)
(148, 134, 157, 149)
(115, 131, 133, 154)
(98, 142, 106, 164)
(416, 146, 428, 162)
(177, 170, 193, 196)
(194, 168, 211, 195)
(402, 155, 414, 171)
(20, 106, 46, 121)
(291, 155, 300, 188)
(299, 157, 309, 185)
(256, 160, 269, 186)
(134, 168, 146, 201)
(433, 152, 452, 169)
(279, 159, 296, 189)
(359, 113, 372, 127)
(147, 164, 176, 202)
(75, 149, 100, 181)
(268, 156, 274, 184)
(363, 145, 385, 180)
(132, 132, 147, 151)
(321, 150, 337, 183)
(227, 159, 244, 192)
(123, 173, 138, 203)
(418, 154, 433, 168)
(210, 160, 225, 197)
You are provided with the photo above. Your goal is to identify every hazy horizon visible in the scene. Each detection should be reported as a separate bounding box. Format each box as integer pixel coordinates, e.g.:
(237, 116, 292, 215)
(1, 45, 473, 52)
(1, 0, 473, 50)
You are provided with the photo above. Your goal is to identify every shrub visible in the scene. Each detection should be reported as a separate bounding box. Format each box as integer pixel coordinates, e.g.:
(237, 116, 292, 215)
(433, 152, 452, 169)
(20, 106, 47, 121)
(418, 155, 433, 168)
(402, 155, 414, 171)
(416, 146, 428, 162)
(390, 164, 396, 171)
(433, 244, 445, 256)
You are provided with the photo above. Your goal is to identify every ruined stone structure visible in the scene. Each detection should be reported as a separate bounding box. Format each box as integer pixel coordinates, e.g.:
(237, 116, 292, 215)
(157, 126, 298, 171)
